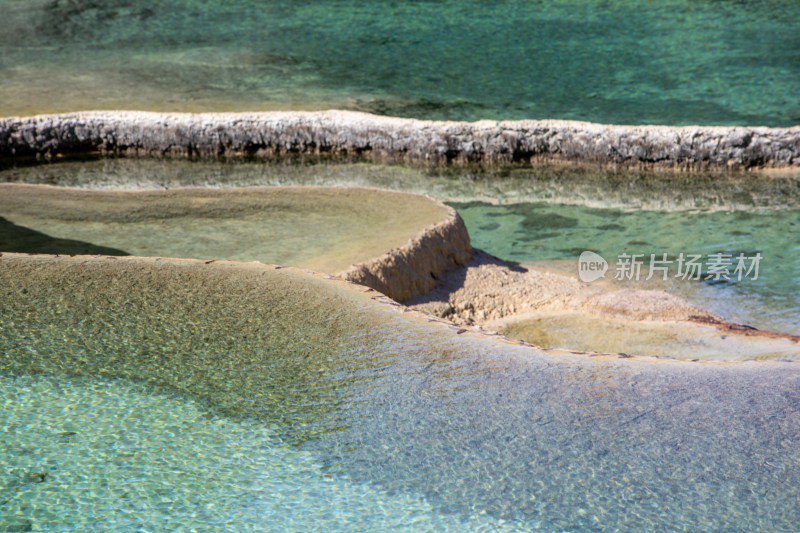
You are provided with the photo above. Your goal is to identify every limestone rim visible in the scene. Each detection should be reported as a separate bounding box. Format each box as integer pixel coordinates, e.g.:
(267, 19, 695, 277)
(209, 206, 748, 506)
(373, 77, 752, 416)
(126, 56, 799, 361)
(1, 110, 798, 170)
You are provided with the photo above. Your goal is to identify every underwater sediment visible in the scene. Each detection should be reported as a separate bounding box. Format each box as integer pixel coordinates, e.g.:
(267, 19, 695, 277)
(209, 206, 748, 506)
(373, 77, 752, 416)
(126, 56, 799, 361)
(0, 183, 471, 302)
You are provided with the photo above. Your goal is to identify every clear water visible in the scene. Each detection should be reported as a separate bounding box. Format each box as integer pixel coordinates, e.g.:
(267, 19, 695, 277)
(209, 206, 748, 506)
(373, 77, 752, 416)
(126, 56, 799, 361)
(0, 184, 448, 274)
(3, 158, 799, 334)
(2, 1, 799, 527)
(2, 257, 800, 531)
(1, 0, 799, 125)
(502, 311, 800, 361)
(1, 373, 513, 532)
(5, 158, 800, 211)
(452, 200, 800, 335)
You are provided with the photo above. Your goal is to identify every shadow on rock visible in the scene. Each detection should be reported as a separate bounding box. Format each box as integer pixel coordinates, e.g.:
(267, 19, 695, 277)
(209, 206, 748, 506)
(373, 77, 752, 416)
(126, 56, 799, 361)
(402, 248, 528, 318)
(0, 217, 129, 256)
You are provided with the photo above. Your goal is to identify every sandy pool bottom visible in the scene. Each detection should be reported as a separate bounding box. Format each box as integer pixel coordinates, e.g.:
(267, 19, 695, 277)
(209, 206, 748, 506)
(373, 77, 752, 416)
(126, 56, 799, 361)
(0, 184, 449, 274)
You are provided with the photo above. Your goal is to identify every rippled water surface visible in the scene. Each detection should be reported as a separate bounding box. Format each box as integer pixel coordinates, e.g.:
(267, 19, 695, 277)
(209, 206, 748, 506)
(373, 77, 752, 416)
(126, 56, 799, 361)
(1, 159, 800, 529)
(453, 200, 800, 335)
(1, 0, 798, 124)
(2, 257, 800, 531)
(3, 158, 799, 335)
(2, 0, 800, 527)
(2, 373, 509, 532)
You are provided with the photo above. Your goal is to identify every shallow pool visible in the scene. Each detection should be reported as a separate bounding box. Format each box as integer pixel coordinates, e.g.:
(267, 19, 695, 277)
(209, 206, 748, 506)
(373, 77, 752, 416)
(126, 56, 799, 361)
(0, 183, 449, 274)
(2, 256, 800, 531)
(2, 373, 513, 532)
(453, 200, 800, 335)
(3, 158, 798, 336)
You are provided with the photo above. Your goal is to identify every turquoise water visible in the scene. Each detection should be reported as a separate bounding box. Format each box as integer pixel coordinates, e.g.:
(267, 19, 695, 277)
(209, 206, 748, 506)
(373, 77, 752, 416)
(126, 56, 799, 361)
(1, 373, 512, 532)
(3, 158, 799, 334)
(454, 201, 800, 334)
(2, 1, 800, 527)
(5, 158, 800, 212)
(2, 257, 800, 531)
(1, 0, 798, 125)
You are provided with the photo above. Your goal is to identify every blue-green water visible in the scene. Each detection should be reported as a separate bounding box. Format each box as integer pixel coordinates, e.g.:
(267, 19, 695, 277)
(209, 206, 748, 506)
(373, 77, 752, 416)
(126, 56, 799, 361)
(1, 0, 798, 125)
(2, 373, 511, 532)
(2, 0, 800, 526)
(2, 257, 800, 531)
(453, 201, 800, 334)
(3, 158, 799, 335)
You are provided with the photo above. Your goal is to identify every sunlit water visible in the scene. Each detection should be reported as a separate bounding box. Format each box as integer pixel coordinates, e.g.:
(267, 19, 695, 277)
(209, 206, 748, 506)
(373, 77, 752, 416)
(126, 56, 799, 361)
(2, 0, 800, 528)
(453, 200, 800, 335)
(1, 0, 799, 125)
(2, 257, 800, 531)
(1, 373, 506, 532)
(0, 183, 448, 274)
(2, 158, 799, 335)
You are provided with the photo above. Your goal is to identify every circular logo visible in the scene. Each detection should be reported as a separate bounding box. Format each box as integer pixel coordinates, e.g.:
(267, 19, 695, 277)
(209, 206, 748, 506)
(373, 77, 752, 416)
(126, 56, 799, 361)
(578, 251, 608, 282)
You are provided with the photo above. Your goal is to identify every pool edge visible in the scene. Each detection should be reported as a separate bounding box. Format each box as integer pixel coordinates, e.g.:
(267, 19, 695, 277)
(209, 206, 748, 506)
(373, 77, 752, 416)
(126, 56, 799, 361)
(1, 110, 798, 170)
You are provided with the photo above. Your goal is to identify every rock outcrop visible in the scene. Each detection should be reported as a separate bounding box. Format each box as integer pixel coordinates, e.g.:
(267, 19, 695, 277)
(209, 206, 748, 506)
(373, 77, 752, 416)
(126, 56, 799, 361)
(337, 209, 471, 302)
(1, 110, 798, 169)
(404, 250, 717, 325)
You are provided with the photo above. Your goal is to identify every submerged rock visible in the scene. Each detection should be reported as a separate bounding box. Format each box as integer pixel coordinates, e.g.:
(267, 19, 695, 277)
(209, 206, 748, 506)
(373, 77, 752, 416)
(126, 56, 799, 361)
(0, 184, 470, 301)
